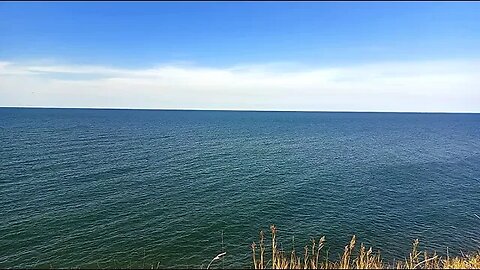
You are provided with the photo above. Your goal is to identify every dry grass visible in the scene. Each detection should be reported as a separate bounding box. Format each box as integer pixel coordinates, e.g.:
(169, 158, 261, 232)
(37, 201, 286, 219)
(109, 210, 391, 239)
(251, 225, 480, 269)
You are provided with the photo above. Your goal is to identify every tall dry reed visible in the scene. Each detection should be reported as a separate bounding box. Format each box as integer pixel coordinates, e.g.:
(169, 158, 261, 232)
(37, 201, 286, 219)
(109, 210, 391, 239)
(251, 225, 480, 269)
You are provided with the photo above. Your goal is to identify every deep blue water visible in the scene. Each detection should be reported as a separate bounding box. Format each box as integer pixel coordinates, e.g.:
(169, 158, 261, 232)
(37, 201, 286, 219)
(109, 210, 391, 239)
(0, 108, 479, 268)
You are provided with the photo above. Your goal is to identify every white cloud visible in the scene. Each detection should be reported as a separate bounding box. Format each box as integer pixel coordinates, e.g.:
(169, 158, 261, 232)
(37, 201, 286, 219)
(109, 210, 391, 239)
(0, 59, 479, 112)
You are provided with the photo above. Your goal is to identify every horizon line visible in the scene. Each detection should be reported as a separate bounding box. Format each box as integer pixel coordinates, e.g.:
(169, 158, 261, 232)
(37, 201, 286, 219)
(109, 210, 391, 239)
(1, 106, 479, 114)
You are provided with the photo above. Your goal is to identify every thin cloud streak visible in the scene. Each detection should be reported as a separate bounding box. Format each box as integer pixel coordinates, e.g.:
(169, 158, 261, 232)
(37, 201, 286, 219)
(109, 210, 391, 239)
(0, 60, 479, 112)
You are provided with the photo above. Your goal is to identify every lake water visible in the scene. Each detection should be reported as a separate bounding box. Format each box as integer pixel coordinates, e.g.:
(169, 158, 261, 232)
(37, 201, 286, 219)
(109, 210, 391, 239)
(1, 108, 479, 268)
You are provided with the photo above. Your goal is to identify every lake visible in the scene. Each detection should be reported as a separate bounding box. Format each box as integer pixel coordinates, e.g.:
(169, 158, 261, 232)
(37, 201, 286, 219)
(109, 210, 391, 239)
(1, 108, 479, 268)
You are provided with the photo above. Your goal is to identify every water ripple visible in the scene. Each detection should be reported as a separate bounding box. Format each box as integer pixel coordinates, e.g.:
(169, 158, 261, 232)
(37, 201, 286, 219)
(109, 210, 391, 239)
(1, 108, 479, 268)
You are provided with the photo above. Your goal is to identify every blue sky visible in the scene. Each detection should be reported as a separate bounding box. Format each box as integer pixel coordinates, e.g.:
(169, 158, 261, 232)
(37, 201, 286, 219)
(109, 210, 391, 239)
(1, 2, 479, 112)
(2, 2, 479, 67)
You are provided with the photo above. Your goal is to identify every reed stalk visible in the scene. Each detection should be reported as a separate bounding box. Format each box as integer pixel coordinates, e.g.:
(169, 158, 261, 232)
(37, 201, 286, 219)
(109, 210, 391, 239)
(250, 225, 480, 269)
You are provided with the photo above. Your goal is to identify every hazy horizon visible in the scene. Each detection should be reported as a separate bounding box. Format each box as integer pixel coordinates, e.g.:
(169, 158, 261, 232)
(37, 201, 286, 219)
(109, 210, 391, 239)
(1, 106, 480, 114)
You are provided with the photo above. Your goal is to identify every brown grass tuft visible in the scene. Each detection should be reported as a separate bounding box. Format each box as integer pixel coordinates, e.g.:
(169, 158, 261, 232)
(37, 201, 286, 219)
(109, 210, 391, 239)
(251, 225, 480, 269)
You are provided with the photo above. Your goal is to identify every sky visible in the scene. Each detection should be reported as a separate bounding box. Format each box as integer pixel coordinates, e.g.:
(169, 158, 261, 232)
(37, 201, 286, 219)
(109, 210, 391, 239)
(1, 2, 479, 112)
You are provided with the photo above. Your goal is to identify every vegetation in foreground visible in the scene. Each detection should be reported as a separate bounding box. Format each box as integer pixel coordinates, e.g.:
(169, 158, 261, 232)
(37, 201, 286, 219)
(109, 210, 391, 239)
(249, 225, 480, 269)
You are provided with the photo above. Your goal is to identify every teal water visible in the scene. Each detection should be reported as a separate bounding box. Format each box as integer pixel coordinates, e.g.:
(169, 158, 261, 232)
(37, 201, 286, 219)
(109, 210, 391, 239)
(0, 108, 479, 268)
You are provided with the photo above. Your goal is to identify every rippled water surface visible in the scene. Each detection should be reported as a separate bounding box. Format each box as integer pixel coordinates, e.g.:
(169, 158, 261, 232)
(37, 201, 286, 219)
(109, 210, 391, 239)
(1, 108, 479, 268)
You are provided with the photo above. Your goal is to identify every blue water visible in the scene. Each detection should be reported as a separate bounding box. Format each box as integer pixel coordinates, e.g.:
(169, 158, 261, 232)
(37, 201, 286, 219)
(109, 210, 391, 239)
(1, 108, 479, 268)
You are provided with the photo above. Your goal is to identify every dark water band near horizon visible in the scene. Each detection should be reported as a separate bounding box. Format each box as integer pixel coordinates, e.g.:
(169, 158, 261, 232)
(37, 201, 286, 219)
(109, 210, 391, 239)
(1, 108, 479, 268)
